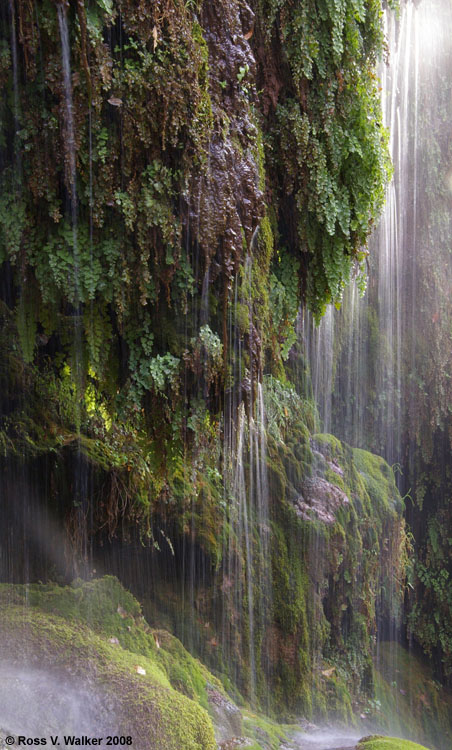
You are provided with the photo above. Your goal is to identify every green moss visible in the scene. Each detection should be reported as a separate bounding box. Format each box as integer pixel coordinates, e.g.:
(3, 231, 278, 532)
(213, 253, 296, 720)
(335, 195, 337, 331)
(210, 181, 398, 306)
(358, 738, 431, 750)
(266, 453, 288, 502)
(353, 448, 402, 515)
(152, 629, 224, 710)
(236, 302, 251, 334)
(313, 433, 370, 515)
(374, 642, 452, 750)
(0, 603, 216, 750)
(324, 671, 354, 724)
(267, 515, 313, 715)
(242, 710, 297, 750)
(0, 576, 141, 637)
(312, 433, 343, 456)
(0, 576, 229, 748)
(271, 523, 309, 636)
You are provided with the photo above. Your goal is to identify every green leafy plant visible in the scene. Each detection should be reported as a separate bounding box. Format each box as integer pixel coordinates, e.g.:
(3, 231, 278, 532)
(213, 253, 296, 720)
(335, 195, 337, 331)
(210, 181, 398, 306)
(262, 0, 392, 318)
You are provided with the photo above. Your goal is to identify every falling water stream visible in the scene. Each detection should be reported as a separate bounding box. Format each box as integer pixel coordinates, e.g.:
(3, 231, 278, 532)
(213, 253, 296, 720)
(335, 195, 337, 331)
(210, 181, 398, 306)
(220, 251, 272, 705)
(57, 4, 77, 218)
(306, 0, 451, 468)
(2, 0, 452, 747)
(301, 0, 452, 743)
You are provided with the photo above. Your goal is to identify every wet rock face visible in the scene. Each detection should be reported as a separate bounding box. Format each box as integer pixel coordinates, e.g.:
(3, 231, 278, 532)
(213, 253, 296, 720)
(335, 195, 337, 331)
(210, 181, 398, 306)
(294, 442, 349, 524)
(201, 0, 256, 117)
(295, 476, 350, 525)
(190, 0, 264, 273)
(190, 130, 264, 273)
(207, 685, 243, 743)
(217, 739, 252, 749)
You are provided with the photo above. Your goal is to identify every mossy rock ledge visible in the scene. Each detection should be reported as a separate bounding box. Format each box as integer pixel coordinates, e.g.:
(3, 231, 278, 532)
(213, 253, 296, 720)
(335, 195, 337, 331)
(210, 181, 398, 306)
(358, 737, 432, 750)
(0, 577, 220, 750)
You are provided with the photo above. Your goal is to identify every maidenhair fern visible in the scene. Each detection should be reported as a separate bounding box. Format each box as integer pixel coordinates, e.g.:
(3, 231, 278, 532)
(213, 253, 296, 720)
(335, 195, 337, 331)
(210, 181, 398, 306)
(263, 0, 392, 319)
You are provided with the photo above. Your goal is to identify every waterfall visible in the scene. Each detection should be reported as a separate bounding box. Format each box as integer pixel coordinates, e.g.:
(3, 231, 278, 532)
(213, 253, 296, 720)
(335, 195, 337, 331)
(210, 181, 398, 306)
(219, 254, 272, 705)
(221, 389, 271, 705)
(8, 0, 21, 179)
(57, 3, 87, 576)
(306, 0, 425, 468)
(57, 5, 77, 217)
(3, 0, 452, 742)
(232, 402, 257, 702)
(372, 2, 416, 465)
(302, 305, 335, 434)
(300, 0, 452, 698)
(57, 3, 81, 319)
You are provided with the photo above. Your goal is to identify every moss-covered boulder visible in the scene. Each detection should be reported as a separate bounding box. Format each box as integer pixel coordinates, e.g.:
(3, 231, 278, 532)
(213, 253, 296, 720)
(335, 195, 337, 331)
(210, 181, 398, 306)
(0, 577, 218, 750)
(358, 737, 431, 750)
(260, 409, 408, 718)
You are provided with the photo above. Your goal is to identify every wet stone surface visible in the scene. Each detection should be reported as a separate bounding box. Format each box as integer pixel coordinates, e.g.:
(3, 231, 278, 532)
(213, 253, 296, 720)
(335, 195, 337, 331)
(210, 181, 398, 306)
(295, 476, 350, 524)
(208, 684, 243, 743)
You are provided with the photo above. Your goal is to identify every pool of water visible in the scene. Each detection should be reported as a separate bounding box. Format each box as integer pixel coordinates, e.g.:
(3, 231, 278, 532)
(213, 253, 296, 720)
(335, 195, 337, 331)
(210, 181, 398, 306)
(292, 727, 361, 750)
